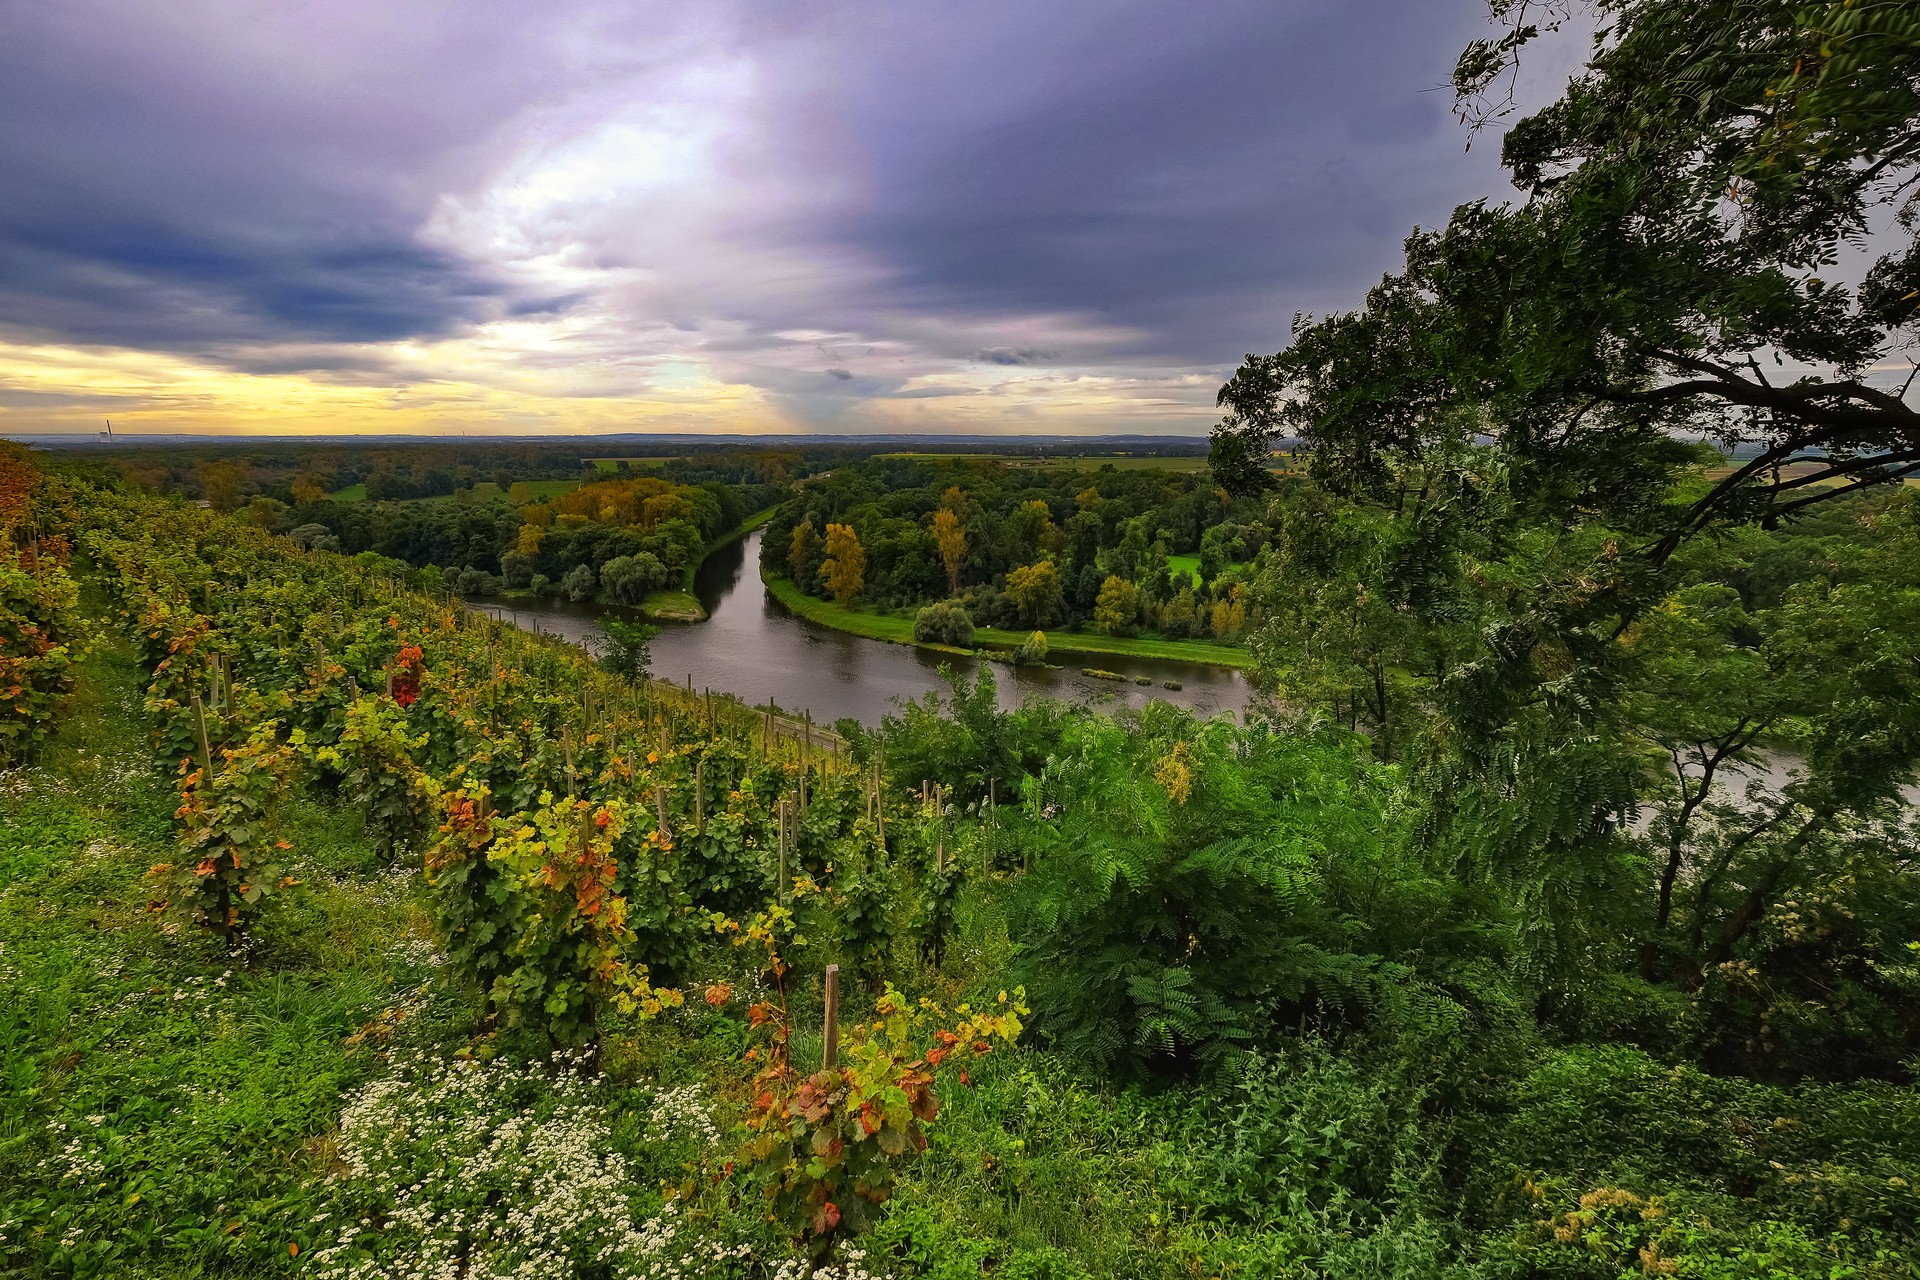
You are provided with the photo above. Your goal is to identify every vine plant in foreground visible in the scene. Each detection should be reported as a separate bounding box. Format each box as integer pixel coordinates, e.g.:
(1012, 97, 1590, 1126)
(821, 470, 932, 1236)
(723, 899, 1026, 1259)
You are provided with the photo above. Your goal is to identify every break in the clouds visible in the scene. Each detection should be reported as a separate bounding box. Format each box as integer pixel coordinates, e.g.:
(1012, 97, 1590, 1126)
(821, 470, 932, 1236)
(0, 0, 1546, 436)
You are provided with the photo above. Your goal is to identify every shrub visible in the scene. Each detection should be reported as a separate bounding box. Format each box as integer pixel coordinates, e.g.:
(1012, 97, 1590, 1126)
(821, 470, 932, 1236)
(561, 563, 597, 602)
(452, 566, 502, 596)
(599, 552, 667, 605)
(739, 983, 1025, 1258)
(306, 696, 438, 862)
(0, 556, 82, 766)
(913, 601, 974, 647)
(1013, 630, 1049, 666)
(599, 617, 658, 679)
(499, 549, 536, 588)
(426, 789, 681, 1046)
(150, 722, 299, 946)
(287, 522, 341, 552)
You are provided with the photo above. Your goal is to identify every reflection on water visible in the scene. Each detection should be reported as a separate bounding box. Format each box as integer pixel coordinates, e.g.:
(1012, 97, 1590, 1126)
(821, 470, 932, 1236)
(473, 529, 1253, 726)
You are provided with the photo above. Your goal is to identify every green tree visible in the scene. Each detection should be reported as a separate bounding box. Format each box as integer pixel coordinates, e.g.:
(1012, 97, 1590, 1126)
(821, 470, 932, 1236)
(1213, 1, 1920, 547)
(788, 516, 821, 591)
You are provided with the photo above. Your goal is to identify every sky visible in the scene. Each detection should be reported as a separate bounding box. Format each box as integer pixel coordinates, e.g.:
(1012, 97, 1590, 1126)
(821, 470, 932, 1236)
(0, 1, 1552, 438)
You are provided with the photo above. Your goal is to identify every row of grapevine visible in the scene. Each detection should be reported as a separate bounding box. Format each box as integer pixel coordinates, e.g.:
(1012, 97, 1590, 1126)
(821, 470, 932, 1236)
(47, 472, 1022, 1258)
(0, 444, 85, 766)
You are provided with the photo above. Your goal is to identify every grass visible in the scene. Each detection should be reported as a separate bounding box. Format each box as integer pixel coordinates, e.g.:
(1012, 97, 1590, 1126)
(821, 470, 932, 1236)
(698, 506, 779, 562)
(325, 479, 581, 505)
(640, 589, 706, 622)
(762, 574, 1251, 669)
(874, 452, 1212, 473)
(587, 457, 679, 471)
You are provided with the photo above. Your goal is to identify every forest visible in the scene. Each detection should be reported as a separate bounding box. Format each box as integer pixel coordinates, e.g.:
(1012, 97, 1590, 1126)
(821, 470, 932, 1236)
(762, 456, 1271, 644)
(2, 2, 1918, 1279)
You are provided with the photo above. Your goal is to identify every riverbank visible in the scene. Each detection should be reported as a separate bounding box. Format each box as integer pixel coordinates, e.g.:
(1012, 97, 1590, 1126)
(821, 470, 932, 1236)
(700, 506, 779, 560)
(762, 573, 1252, 670)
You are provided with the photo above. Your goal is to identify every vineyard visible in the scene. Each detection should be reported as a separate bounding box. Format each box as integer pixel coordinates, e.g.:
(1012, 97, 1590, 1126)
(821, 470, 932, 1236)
(5, 450, 1920, 1280)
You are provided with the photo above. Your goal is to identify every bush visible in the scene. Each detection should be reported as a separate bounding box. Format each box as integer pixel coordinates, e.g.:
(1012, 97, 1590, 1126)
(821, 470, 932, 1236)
(452, 566, 502, 597)
(561, 563, 596, 602)
(529, 573, 553, 596)
(914, 600, 975, 647)
(499, 549, 535, 588)
(599, 552, 666, 606)
(287, 522, 341, 552)
(599, 617, 658, 679)
(1013, 630, 1049, 666)
(0, 556, 82, 766)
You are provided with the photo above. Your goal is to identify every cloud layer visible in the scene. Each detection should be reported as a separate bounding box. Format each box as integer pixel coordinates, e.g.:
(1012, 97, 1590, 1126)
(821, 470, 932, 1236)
(0, 0, 1529, 436)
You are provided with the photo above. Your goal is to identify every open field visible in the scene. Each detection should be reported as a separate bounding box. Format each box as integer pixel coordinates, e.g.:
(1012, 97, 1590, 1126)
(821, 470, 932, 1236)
(874, 451, 1212, 473)
(763, 573, 1251, 668)
(326, 479, 581, 504)
(588, 456, 679, 471)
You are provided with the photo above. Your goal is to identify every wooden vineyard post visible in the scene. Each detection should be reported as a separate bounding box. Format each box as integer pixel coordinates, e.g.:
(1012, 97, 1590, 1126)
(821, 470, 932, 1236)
(822, 964, 840, 1069)
(777, 798, 790, 899)
(190, 693, 214, 780)
(347, 674, 359, 700)
(564, 730, 577, 799)
(694, 757, 706, 834)
(873, 759, 885, 846)
(384, 662, 395, 701)
(655, 782, 671, 843)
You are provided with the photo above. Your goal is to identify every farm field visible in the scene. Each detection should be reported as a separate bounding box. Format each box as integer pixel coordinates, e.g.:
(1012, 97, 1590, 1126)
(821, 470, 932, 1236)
(589, 457, 680, 471)
(874, 452, 1211, 472)
(327, 478, 582, 504)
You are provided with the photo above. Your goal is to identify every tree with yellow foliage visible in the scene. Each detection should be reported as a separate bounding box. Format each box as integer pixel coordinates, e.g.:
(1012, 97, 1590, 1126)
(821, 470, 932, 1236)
(1005, 560, 1062, 628)
(822, 523, 865, 607)
(932, 508, 966, 594)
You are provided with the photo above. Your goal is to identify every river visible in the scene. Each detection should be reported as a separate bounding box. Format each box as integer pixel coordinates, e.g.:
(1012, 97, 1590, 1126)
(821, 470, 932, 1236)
(473, 528, 1252, 726)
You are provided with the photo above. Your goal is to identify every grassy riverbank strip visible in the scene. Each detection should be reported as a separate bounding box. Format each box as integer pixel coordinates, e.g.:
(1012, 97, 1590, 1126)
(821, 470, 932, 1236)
(762, 573, 1251, 670)
(700, 506, 779, 560)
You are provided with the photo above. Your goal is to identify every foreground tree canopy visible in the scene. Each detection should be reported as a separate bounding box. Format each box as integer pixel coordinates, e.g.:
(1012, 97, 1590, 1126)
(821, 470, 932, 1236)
(1212, 2, 1920, 1030)
(1212, 0, 1920, 546)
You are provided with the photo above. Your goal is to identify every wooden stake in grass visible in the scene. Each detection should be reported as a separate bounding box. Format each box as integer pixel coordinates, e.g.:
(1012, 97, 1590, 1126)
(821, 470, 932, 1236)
(563, 730, 577, 799)
(190, 693, 214, 780)
(777, 798, 790, 898)
(822, 964, 840, 1069)
(694, 757, 705, 834)
(655, 782, 671, 843)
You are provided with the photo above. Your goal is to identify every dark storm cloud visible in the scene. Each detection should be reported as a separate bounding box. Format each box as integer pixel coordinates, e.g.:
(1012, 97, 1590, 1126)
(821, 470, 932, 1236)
(0, 1, 544, 356)
(817, 0, 1508, 364)
(974, 348, 1058, 366)
(0, 0, 1541, 428)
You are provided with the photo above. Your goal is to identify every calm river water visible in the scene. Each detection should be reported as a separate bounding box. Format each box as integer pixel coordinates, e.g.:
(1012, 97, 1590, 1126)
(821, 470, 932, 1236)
(473, 529, 1252, 726)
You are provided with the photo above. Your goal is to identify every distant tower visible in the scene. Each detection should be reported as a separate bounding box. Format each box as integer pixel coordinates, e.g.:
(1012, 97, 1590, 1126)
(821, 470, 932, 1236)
(100, 418, 114, 444)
